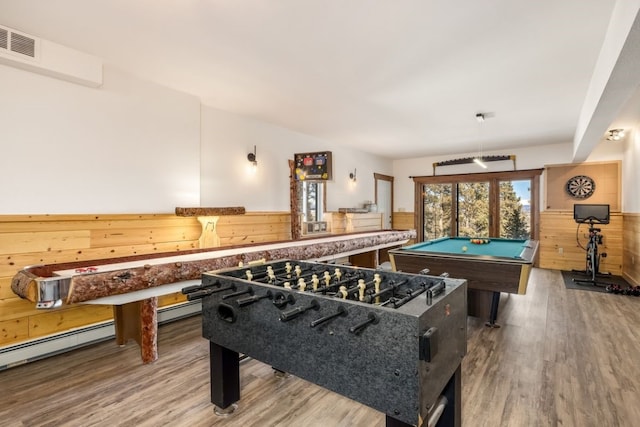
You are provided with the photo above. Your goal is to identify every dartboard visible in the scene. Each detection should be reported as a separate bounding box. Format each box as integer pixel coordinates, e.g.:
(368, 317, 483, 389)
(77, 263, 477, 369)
(565, 175, 595, 199)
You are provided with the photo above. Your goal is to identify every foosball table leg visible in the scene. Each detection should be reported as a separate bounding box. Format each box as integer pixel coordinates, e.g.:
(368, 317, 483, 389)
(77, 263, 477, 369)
(385, 415, 412, 427)
(385, 364, 462, 427)
(437, 364, 462, 427)
(210, 342, 240, 415)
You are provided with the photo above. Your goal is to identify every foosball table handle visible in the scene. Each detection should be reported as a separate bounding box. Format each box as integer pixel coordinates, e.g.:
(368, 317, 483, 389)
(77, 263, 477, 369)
(348, 312, 379, 334)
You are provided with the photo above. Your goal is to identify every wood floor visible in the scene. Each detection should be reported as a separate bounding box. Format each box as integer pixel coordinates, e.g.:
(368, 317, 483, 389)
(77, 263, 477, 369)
(2, 268, 640, 427)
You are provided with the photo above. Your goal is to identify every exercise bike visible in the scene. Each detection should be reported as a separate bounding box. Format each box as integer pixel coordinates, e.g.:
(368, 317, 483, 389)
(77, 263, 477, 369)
(572, 204, 612, 287)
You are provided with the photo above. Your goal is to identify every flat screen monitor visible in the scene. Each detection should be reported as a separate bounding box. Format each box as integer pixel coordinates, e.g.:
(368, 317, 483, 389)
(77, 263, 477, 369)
(573, 204, 610, 224)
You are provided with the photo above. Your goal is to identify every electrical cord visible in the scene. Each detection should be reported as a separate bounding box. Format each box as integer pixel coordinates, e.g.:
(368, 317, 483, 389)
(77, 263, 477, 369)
(575, 223, 587, 251)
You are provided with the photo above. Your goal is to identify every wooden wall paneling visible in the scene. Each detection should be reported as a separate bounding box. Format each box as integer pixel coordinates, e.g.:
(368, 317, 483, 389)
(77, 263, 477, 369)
(544, 161, 621, 211)
(539, 211, 623, 275)
(392, 212, 415, 230)
(623, 213, 640, 286)
(0, 213, 205, 348)
(0, 241, 201, 279)
(392, 211, 416, 245)
(28, 305, 114, 338)
(216, 213, 291, 246)
(324, 212, 346, 234)
(158, 293, 188, 307)
(89, 224, 202, 247)
(345, 213, 382, 232)
(0, 298, 42, 321)
(218, 233, 291, 246)
(0, 277, 15, 300)
(0, 317, 29, 345)
(0, 230, 91, 255)
(0, 210, 389, 350)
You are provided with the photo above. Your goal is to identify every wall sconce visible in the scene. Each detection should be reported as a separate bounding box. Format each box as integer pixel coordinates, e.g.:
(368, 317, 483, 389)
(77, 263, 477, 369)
(247, 145, 257, 170)
(606, 129, 625, 141)
(349, 169, 357, 182)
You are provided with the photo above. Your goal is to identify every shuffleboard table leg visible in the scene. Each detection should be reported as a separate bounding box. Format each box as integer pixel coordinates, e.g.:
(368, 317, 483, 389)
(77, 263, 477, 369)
(484, 291, 501, 328)
(210, 341, 240, 414)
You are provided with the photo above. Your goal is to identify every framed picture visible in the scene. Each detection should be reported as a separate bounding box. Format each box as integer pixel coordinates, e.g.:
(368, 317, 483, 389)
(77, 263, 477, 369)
(294, 151, 332, 181)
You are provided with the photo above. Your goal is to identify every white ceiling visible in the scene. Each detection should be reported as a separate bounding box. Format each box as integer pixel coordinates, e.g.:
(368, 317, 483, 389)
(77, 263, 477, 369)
(0, 0, 624, 159)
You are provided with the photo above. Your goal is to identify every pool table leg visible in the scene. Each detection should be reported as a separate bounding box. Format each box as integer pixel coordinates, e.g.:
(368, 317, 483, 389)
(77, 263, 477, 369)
(485, 291, 501, 328)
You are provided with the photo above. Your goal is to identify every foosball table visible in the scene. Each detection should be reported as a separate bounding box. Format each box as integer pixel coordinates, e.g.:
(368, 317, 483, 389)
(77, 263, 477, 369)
(184, 260, 467, 427)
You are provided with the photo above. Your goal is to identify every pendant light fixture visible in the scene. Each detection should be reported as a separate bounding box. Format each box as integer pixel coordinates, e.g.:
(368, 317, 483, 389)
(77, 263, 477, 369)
(474, 113, 488, 168)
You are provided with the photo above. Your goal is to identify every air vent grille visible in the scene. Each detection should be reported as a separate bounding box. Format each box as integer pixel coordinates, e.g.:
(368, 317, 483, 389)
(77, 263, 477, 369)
(0, 25, 39, 60)
(0, 28, 7, 50)
(10, 32, 36, 57)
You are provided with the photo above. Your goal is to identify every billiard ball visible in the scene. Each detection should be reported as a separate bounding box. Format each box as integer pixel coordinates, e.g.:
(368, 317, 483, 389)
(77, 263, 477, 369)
(462, 246, 468, 252)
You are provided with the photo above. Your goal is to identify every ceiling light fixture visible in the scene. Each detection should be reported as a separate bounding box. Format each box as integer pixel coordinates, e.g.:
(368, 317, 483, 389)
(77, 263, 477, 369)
(474, 113, 488, 168)
(473, 157, 488, 168)
(606, 129, 625, 141)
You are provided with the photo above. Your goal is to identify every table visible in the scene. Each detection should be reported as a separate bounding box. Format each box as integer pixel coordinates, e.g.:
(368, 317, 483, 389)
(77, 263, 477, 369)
(11, 230, 415, 363)
(194, 260, 466, 427)
(389, 237, 538, 327)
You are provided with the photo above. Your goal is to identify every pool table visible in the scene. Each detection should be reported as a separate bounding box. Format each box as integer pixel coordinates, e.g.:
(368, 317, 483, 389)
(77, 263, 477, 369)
(389, 237, 538, 327)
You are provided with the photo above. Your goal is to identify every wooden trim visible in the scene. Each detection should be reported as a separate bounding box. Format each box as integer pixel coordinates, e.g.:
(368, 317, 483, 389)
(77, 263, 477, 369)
(289, 159, 302, 240)
(175, 207, 245, 216)
(374, 173, 394, 229)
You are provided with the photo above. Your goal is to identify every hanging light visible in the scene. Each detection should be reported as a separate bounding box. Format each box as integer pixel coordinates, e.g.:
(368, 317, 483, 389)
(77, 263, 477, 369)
(474, 113, 488, 168)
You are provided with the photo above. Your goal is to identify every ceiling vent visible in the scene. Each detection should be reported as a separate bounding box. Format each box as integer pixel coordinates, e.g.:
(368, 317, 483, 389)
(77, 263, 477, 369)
(0, 25, 39, 60)
(0, 24, 102, 87)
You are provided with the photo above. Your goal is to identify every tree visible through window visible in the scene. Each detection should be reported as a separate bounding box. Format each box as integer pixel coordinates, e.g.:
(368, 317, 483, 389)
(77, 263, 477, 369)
(415, 170, 541, 242)
(500, 180, 530, 239)
(423, 183, 452, 240)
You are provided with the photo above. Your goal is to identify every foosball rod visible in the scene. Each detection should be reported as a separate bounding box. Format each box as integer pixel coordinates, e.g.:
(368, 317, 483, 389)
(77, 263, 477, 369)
(186, 284, 236, 301)
(279, 300, 320, 322)
(363, 279, 409, 303)
(311, 273, 365, 293)
(390, 284, 428, 308)
(244, 263, 306, 281)
(181, 280, 221, 294)
(342, 276, 382, 299)
(271, 268, 363, 286)
(348, 312, 379, 334)
(249, 265, 327, 283)
(309, 306, 347, 327)
(236, 290, 272, 307)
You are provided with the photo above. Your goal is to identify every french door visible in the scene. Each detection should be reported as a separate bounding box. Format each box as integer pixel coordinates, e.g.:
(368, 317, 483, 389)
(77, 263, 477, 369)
(414, 169, 542, 242)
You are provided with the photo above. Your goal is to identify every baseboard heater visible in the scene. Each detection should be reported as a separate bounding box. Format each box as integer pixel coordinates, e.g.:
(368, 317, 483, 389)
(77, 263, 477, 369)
(0, 300, 202, 371)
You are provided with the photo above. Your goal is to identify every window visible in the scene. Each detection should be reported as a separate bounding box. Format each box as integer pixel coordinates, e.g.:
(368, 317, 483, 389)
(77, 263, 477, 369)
(301, 181, 324, 222)
(414, 169, 542, 242)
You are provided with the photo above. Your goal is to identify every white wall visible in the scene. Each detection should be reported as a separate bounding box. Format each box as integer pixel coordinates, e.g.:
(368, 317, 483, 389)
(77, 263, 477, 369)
(200, 106, 392, 212)
(2, 57, 632, 217)
(392, 142, 575, 212)
(372, 137, 629, 215)
(622, 127, 640, 212)
(0, 64, 201, 214)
